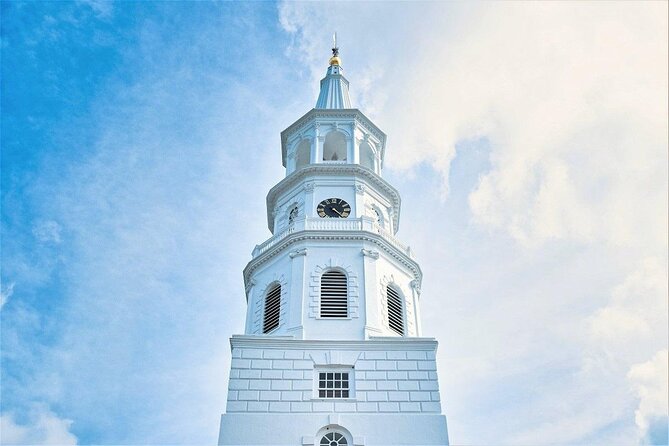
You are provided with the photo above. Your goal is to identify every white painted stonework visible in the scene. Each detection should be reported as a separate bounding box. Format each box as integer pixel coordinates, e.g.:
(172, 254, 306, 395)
(219, 50, 449, 445)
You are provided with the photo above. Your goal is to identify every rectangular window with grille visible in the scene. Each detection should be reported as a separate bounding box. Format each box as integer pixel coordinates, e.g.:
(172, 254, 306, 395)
(317, 371, 350, 398)
(320, 270, 348, 318)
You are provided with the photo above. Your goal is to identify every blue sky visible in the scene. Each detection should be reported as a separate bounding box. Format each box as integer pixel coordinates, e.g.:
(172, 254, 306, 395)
(1, 2, 667, 445)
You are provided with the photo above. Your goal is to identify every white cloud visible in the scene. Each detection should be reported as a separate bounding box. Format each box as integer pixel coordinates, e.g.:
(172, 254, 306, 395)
(422, 2, 666, 249)
(280, 2, 667, 250)
(589, 257, 668, 354)
(0, 406, 77, 445)
(628, 350, 669, 444)
(1, 282, 15, 309)
(279, 3, 667, 444)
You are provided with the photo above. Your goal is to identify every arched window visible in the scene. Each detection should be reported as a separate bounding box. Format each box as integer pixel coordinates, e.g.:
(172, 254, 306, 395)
(323, 131, 347, 161)
(295, 140, 311, 170)
(263, 283, 281, 333)
(387, 285, 404, 335)
(319, 432, 347, 446)
(360, 141, 375, 171)
(320, 270, 348, 318)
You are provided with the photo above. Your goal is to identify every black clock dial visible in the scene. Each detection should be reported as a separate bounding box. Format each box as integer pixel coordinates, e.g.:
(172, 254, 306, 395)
(317, 198, 351, 218)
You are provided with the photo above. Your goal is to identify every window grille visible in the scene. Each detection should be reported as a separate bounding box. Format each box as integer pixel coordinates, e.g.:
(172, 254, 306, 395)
(318, 372, 350, 398)
(320, 432, 348, 445)
(320, 270, 348, 318)
(263, 284, 281, 333)
(387, 285, 404, 335)
(288, 206, 298, 224)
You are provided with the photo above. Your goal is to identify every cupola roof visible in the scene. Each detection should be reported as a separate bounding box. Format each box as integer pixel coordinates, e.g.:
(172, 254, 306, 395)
(315, 37, 351, 109)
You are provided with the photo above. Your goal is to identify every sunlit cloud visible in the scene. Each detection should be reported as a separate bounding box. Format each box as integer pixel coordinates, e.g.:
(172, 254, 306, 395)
(2, 2, 666, 445)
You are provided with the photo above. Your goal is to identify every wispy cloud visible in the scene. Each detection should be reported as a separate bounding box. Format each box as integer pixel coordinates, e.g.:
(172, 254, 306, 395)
(0, 405, 77, 445)
(628, 350, 669, 444)
(0, 282, 14, 310)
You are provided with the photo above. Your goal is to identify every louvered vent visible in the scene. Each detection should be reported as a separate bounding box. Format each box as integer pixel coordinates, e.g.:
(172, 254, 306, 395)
(263, 284, 281, 333)
(387, 286, 404, 335)
(320, 270, 348, 318)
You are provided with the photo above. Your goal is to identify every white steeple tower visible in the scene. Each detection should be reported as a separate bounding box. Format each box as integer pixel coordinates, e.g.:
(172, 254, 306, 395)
(218, 43, 449, 446)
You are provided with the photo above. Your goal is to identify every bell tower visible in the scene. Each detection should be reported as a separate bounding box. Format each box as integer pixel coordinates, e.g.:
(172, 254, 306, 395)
(218, 41, 449, 446)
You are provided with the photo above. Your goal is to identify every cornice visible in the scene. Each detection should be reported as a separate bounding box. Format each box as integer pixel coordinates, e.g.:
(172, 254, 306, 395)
(266, 164, 401, 233)
(230, 335, 438, 352)
(243, 229, 422, 289)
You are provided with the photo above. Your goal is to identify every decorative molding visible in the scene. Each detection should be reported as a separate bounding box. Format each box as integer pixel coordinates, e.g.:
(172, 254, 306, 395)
(230, 334, 439, 351)
(309, 258, 360, 319)
(361, 248, 379, 259)
(289, 248, 308, 258)
(379, 276, 416, 336)
(308, 350, 361, 367)
(303, 182, 315, 192)
(243, 231, 422, 288)
(355, 183, 365, 195)
(251, 274, 288, 335)
(410, 279, 422, 296)
(244, 278, 256, 296)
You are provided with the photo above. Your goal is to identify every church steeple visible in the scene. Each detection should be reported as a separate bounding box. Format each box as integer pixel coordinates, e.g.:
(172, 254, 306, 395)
(219, 39, 449, 446)
(315, 34, 351, 109)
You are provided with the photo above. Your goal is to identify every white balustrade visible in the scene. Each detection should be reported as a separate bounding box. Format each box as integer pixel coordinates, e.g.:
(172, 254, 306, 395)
(304, 217, 362, 231)
(252, 218, 412, 258)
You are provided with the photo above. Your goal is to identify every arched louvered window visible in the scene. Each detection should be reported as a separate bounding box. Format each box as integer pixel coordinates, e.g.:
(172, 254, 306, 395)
(320, 270, 348, 318)
(387, 285, 404, 335)
(263, 284, 281, 333)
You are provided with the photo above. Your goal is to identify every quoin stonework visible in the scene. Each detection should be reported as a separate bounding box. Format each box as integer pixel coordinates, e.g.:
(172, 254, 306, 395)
(218, 41, 450, 446)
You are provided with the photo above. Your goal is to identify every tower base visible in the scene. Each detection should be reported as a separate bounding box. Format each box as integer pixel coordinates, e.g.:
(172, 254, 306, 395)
(218, 413, 449, 445)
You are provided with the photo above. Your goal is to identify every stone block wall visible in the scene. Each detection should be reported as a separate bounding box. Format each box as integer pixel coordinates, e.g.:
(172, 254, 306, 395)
(225, 338, 442, 414)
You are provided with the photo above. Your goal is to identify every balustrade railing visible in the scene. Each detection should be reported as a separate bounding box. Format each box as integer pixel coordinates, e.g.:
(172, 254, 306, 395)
(252, 217, 412, 259)
(304, 217, 362, 231)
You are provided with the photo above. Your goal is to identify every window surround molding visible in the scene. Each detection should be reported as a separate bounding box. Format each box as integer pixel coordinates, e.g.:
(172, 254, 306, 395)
(301, 416, 365, 446)
(379, 275, 415, 336)
(251, 274, 288, 334)
(309, 259, 359, 319)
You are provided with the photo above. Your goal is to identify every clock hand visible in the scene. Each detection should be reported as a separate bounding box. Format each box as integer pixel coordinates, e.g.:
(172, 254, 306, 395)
(331, 207, 343, 217)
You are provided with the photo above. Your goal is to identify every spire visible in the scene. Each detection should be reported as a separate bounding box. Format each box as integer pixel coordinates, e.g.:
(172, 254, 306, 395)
(315, 33, 352, 109)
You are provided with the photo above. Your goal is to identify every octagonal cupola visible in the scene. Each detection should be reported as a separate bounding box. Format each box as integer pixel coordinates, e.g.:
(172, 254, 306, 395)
(281, 45, 387, 177)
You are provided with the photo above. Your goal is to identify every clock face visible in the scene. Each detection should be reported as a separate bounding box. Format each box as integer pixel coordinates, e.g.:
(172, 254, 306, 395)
(317, 198, 351, 218)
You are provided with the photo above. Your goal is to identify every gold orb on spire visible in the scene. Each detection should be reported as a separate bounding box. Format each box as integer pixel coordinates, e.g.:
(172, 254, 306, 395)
(329, 55, 341, 66)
